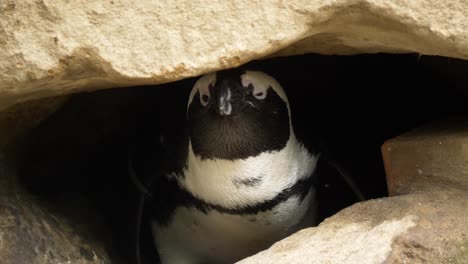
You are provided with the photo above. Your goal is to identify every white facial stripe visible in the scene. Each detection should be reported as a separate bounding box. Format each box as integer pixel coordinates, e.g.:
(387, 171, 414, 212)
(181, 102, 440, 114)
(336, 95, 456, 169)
(241, 71, 289, 103)
(188, 72, 217, 110)
(188, 71, 290, 116)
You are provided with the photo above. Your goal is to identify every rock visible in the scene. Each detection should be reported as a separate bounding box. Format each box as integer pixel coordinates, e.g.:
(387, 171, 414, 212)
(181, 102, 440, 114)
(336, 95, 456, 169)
(382, 118, 468, 196)
(0, 181, 111, 264)
(238, 120, 468, 264)
(1, 2, 468, 262)
(238, 190, 468, 264)
(1, 0, 467, 110)
(0, 96, 68, 149)
(0, 99, 112, 264)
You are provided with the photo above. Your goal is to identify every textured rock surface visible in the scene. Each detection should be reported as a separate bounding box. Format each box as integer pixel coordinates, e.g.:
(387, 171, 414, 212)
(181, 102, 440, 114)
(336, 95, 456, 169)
(0, 100, 111, 264)
(382, 119, 468, 196)
(1, 0, 467, 110)
(239, 120, 468, 264)
(0, 181, 111, 264)
(238, 190, 468, 264)
(1, 2, 468, 262)
(0, 96, 68, 149)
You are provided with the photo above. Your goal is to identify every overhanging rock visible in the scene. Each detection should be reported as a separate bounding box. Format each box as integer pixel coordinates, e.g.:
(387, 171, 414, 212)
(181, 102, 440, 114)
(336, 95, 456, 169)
(1, 0, 467, 110)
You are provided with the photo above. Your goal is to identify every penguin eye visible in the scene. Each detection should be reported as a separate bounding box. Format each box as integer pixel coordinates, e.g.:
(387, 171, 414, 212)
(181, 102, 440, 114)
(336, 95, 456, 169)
(246, 83, 267, 100)
(200, 94, 210, 106)
(199, 83, 213, 106)
(253, 92, 264, 99)
(253, 89, 267, 100)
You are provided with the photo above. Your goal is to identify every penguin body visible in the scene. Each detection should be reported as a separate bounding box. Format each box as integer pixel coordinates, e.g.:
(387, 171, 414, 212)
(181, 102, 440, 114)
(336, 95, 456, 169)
(146, 69, 319, 264)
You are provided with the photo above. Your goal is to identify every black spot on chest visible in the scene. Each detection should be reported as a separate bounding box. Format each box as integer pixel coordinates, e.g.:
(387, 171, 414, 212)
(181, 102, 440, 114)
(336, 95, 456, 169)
(233, 176, 263, 188)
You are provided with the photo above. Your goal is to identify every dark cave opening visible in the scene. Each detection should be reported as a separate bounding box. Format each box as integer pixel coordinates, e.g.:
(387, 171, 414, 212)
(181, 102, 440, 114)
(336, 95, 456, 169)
(15, 53, 468, 263)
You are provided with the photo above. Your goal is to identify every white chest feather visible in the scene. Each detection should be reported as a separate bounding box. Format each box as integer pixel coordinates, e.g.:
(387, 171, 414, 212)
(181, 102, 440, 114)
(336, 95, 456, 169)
(153, 191, 316, 264)
(152, 136, 318, 264)
(179, 136, 318, 208)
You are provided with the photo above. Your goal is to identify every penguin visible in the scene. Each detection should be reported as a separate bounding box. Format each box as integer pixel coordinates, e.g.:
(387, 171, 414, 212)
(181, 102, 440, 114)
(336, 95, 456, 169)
(132, 69, 321, 264)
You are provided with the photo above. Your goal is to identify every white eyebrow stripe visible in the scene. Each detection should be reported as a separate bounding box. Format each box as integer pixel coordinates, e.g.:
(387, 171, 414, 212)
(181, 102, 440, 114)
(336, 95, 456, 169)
(241, 71, 291, 121)
(241, 71, 287, 102)
(187, 72, 217, 111)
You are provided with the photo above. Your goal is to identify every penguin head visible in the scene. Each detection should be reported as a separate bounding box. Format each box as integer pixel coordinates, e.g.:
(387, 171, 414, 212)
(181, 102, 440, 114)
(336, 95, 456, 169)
(187, 69, 292, 160)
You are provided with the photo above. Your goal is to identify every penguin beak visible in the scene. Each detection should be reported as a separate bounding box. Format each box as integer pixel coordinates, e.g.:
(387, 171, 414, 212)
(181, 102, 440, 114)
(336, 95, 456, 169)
(216, 85, 233, 116)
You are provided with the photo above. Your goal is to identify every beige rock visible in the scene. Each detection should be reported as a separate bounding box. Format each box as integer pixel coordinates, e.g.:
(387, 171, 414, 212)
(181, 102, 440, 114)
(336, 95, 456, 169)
(382, 118, 468, 196)
(1, 0, 467, 110)
(238, 190, 468, 264)
(239, 214, 418, 264)
(1, 2, 468, 262)
(238, 120, 468, 264)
